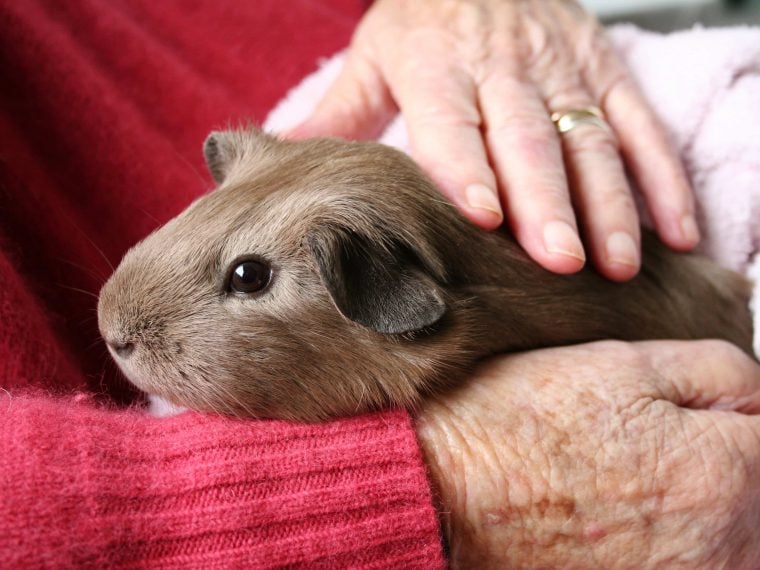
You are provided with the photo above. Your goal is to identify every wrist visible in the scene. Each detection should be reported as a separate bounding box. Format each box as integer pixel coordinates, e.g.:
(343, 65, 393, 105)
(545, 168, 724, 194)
(413, 381, 585, 567)
(414, 404, 456, 555)
(414, 397, 529, 565)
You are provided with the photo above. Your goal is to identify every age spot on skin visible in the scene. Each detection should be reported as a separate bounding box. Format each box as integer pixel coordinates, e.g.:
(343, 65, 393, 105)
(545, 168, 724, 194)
(483, 511, 505, 525)
(583, 524, 608, 541)
(535, 497, 577, 519)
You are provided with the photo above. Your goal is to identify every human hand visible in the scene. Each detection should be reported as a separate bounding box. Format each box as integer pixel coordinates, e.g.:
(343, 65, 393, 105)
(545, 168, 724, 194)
(291, 0, 699, 281)
(415, 341, 760, 569)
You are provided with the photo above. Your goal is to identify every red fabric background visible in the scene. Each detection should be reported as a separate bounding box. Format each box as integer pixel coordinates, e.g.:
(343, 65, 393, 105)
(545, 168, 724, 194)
(0, 2, 446, 567)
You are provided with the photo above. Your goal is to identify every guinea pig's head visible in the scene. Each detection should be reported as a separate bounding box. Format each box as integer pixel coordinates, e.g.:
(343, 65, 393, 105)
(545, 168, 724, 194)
(97, 128, 474, 421)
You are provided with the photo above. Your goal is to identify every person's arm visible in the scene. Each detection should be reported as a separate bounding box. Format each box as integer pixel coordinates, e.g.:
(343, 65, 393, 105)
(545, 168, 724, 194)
(416, 340, 760, 568)
(0, 395, 444, 568)
(293, 0, 698, 282)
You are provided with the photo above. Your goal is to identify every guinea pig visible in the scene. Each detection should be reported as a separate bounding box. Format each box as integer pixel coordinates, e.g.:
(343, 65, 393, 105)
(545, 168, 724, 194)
(97, 127, 754, 421)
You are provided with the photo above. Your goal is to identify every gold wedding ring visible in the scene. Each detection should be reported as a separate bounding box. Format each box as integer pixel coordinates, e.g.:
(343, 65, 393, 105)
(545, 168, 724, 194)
(551, 106, 611, 134)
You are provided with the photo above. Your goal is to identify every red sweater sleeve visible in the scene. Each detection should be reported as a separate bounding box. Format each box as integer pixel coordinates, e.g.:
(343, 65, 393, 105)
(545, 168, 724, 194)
(0, 394, 444, 568)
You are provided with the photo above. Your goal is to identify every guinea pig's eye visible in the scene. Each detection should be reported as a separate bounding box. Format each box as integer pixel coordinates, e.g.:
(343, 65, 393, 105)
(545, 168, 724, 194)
(229, 260, 271, 294)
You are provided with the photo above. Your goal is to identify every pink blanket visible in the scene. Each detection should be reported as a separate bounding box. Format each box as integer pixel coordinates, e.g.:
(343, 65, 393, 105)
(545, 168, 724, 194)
(266, 24, 760, 356)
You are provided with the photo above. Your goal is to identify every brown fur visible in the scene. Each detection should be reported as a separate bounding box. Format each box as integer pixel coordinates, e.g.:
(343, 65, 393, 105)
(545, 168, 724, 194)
(97, 128, 754, 421)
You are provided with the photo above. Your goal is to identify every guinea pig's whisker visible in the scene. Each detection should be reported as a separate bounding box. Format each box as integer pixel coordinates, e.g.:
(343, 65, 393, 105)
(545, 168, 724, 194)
(181, 362, 240, 415)
(79, 314, 99, 327)
(60, 214, 115, 273)
(426, 197, 457, 208)
(217, 385, 253, 416)
(136, 207, 162, 227)
(171, 146, 208, 188)
(58, 284, 100, 301)
(102, 357, 132, 392)
(216, 396, 238, 417)
(1, 387, 13, 413)
(354, 382, 368, 414)
(196, 386, 229, 416)
(58, 257, 109, 284)
(212, 381, 255, 417)
(85, 336, 107, 352)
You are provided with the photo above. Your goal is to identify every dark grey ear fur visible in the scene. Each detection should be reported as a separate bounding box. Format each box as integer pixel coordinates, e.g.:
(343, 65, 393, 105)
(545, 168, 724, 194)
(203, 131, 235, 184)
(203, 128, 276, 184)
(306, 229, 447, 335)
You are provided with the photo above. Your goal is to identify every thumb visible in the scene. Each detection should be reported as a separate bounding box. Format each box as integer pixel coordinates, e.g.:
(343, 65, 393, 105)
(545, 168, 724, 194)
(642, 340, 760, 414)
(288, 53, 397, 141)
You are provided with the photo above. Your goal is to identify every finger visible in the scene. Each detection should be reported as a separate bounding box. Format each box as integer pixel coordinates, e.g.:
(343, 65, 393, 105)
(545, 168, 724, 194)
(480, 74, 586, 274)
(548, 92, 641, 281)
(605, 81, 698, 250)
(640, 340, 760, 413)
(394, 59, 504, 230)
(583, 39, 699, 252)
(288, 51, 397, 141)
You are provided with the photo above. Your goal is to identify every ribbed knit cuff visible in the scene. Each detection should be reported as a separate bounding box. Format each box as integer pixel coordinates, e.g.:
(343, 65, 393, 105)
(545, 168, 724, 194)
(1, 394, 445, 569)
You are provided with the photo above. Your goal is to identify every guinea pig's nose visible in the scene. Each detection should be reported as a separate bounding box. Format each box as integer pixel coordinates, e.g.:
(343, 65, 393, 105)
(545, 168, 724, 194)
(108, 340, 135, 359)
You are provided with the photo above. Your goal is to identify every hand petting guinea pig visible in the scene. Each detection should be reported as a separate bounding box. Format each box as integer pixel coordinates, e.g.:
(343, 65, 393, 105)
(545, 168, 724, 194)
(97, 128, 754, 422)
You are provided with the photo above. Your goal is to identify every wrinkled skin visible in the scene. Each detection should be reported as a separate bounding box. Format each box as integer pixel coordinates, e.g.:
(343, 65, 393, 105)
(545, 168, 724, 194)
(416, 340, 760, 569)
(294, 0, 698, 282)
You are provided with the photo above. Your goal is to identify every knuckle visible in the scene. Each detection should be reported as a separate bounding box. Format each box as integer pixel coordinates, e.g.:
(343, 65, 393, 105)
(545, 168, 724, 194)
(530, 184, 572, 209)
(398, 30, 450, 62)
(598, 71, 633, 110)
(449, 0, 488, 37)
(592, 340, 644, 365)
(489, 113, 556, 143)
(591, 188, 637, 219)
(577, 22, 612, 66)
(576, 23, 627, 96)
(700, 340, 750, 368)
(413, 104, 481, 130)
(520, 14, 555, 73)
(416, 154, 493, 190)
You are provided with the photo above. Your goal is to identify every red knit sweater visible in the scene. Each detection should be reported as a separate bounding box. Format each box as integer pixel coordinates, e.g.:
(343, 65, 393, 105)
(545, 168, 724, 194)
(0, 1, 445, 567)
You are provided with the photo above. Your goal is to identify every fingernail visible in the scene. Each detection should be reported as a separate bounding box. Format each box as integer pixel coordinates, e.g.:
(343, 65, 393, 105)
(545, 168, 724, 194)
(465, 184, 502, 217)
(605, 232, 639, 266)
(543, 221, 585, 262)
(680, 214, 700, 244)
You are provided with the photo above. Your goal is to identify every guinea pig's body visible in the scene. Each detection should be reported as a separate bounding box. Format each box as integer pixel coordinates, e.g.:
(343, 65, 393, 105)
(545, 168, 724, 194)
(97, 128, 753, 421)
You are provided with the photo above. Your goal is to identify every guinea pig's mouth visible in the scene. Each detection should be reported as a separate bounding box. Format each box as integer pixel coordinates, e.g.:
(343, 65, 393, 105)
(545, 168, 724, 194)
(108, 350, 192, 412)
(102, 333, 177, 396)
(106, 345, 151, 391)
(104, 345, 253, 417)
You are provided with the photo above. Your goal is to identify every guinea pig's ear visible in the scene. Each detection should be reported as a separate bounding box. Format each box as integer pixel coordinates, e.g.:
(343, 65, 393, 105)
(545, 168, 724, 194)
(203, 128, 276, 184)
(305, 229, 447, 334)
(203, 131, 239, 184)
